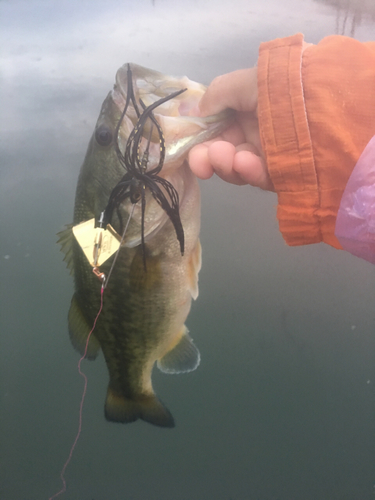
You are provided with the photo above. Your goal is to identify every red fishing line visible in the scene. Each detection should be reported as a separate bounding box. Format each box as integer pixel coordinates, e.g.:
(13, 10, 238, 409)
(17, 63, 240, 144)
(49, 285, 104, 500)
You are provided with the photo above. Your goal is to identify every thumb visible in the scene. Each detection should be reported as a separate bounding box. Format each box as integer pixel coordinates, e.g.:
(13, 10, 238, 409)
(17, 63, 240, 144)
(199, 67, 258, 116)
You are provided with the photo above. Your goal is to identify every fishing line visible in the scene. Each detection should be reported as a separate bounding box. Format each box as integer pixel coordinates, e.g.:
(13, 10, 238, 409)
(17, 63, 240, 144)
(48, 287, 104, 500)
(103, 203, 136, 288)
(49, 206, 134, 500)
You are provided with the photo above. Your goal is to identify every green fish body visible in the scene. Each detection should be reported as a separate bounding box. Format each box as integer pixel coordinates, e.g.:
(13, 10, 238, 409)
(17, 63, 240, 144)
(58, 63, 233, 427)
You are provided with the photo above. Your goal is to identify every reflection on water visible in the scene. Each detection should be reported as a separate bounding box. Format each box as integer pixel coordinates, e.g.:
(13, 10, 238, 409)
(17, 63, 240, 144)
(1, 0, 375, 499)
(316, 0, 375, 35)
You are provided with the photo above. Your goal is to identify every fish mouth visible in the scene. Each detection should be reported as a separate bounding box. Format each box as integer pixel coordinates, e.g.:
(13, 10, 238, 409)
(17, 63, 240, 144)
(113, 62, 204, 119)
(111, 63, 234, 172)
(111, 63, 205, 170)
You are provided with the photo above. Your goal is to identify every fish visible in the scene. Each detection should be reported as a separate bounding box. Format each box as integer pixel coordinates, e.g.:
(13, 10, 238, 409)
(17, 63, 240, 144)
(58, 63, 233, 428)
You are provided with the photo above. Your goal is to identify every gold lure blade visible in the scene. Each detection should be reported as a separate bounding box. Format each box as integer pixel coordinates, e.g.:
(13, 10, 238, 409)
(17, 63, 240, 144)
(72, 218, 121, 267)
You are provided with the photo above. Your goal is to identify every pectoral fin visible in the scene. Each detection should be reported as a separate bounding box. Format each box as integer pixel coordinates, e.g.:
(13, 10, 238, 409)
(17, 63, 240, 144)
(157, 326, 200, 374)
(56, 224, 74, 275)
(188, 239, 202, 300)
(68, 294, 101, 360)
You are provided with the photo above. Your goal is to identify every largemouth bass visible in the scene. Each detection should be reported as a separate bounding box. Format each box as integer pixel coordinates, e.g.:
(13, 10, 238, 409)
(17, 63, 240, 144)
(58, 63, 232, 428)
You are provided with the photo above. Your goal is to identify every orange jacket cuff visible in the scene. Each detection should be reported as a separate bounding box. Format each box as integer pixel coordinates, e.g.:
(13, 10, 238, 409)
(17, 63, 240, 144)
(257, 33, 375, 250)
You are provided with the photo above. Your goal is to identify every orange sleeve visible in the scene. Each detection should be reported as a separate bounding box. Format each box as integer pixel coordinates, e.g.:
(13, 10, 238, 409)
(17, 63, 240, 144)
(257, 33, 375, 249)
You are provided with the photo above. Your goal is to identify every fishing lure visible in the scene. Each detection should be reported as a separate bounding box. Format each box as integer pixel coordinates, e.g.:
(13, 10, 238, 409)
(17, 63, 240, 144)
(101, 64, 186, 267)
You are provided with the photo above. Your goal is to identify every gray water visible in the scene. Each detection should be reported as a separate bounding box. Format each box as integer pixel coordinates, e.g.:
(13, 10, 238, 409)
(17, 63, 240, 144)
(1, 0, 375, 499)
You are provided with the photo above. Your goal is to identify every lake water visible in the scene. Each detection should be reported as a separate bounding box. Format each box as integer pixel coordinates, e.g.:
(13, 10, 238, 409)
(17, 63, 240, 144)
(1, 0, 374, 499)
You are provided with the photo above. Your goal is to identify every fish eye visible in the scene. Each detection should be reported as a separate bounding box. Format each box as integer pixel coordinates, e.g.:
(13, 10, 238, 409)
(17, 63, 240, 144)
(95, 125, 113, 147)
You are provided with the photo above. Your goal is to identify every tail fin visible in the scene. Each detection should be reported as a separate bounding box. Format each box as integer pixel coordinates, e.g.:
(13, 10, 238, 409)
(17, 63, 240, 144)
(104, 387, 175, 428)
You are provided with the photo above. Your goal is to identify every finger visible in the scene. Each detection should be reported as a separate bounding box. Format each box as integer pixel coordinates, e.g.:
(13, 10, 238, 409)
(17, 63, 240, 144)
(188, 122, 246, 179)
(207, 141, 247, 185)
(233, 150, 274, 191)
(199, 68, 258, 116)
(220, 122, 246, 146)
(188, 144, 214, 179)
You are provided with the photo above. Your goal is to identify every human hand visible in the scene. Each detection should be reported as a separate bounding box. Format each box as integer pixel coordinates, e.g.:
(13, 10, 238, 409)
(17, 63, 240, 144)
(188, 67, 274, 191)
